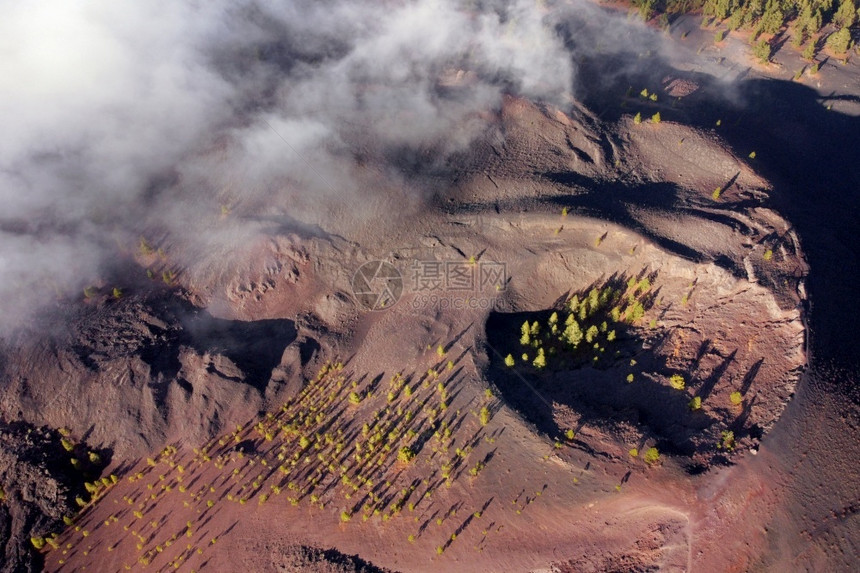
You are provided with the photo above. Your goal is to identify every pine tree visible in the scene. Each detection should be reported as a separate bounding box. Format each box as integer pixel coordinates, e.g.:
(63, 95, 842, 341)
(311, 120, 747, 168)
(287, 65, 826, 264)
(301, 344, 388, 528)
(827, 27, 852, 53)
(633, 0, 657, 20)
(532, 348, 547, 369)
(834, 0, 857, 28)
(520, 320, 531, 345)
(563, 321, 583, 348)
(761, 0, 786, 34)
(728, 8, 746, 30)
(705, 0, 732, 20)
(752, 39, 772, 62)
(802, 40, 817, 60)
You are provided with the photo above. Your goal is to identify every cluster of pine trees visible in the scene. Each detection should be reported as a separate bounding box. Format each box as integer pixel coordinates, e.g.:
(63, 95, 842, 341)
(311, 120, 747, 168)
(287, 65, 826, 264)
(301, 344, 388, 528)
(633, 0, 857, 53)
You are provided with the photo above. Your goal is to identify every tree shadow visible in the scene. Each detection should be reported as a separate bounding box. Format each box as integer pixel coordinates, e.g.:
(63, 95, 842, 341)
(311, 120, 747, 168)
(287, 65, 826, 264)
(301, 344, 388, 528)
(559, 7, 860, 388)
(484, 273, 747, 467)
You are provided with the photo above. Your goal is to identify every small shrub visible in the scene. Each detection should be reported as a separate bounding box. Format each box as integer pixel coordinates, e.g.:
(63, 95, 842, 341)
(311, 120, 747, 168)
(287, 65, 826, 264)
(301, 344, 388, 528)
(397, 446, 416, 464)
(689, 396, 702, 410)
(669, 374, 685, 390)
(479, 406, 491, 426)
(504, 354, 515, 367)
(469, 461, 485, 477)
(642, 447, 660, 464)
(633, 112, 642, 125)
(730, 391, 743, 405)
(651, 112, 661, 124)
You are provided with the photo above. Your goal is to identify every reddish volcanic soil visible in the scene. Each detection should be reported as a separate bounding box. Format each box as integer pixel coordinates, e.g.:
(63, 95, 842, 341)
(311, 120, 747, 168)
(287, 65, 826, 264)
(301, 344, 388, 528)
(4, 9, 860, 571)
(10, 95, 815, 573)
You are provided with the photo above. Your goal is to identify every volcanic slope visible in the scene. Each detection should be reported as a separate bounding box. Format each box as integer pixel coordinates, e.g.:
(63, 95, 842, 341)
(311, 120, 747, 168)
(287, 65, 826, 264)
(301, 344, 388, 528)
(12, 96, 812, 572)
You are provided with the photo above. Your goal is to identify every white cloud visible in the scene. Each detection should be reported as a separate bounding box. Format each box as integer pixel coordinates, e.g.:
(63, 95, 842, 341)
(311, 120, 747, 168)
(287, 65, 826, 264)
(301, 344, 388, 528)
(0, 0, 576, 331)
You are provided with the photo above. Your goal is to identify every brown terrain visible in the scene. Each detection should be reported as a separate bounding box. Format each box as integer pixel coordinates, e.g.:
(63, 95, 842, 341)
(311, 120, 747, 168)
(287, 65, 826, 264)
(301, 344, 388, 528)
(2, 4, 860, 573)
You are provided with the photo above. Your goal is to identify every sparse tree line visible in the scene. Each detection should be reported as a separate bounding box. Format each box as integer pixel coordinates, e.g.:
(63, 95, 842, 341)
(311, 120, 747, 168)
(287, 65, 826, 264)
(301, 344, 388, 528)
(632, 0, 858, 55)
(38, 356, 516, 567)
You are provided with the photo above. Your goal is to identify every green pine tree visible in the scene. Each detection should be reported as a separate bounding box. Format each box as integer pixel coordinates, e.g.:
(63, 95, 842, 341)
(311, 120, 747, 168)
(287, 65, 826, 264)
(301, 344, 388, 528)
(532, 348, 547, 369)
(563, 321, 583, 348)
(834, 0, 857, 28)
(827, 27, 852, 54)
